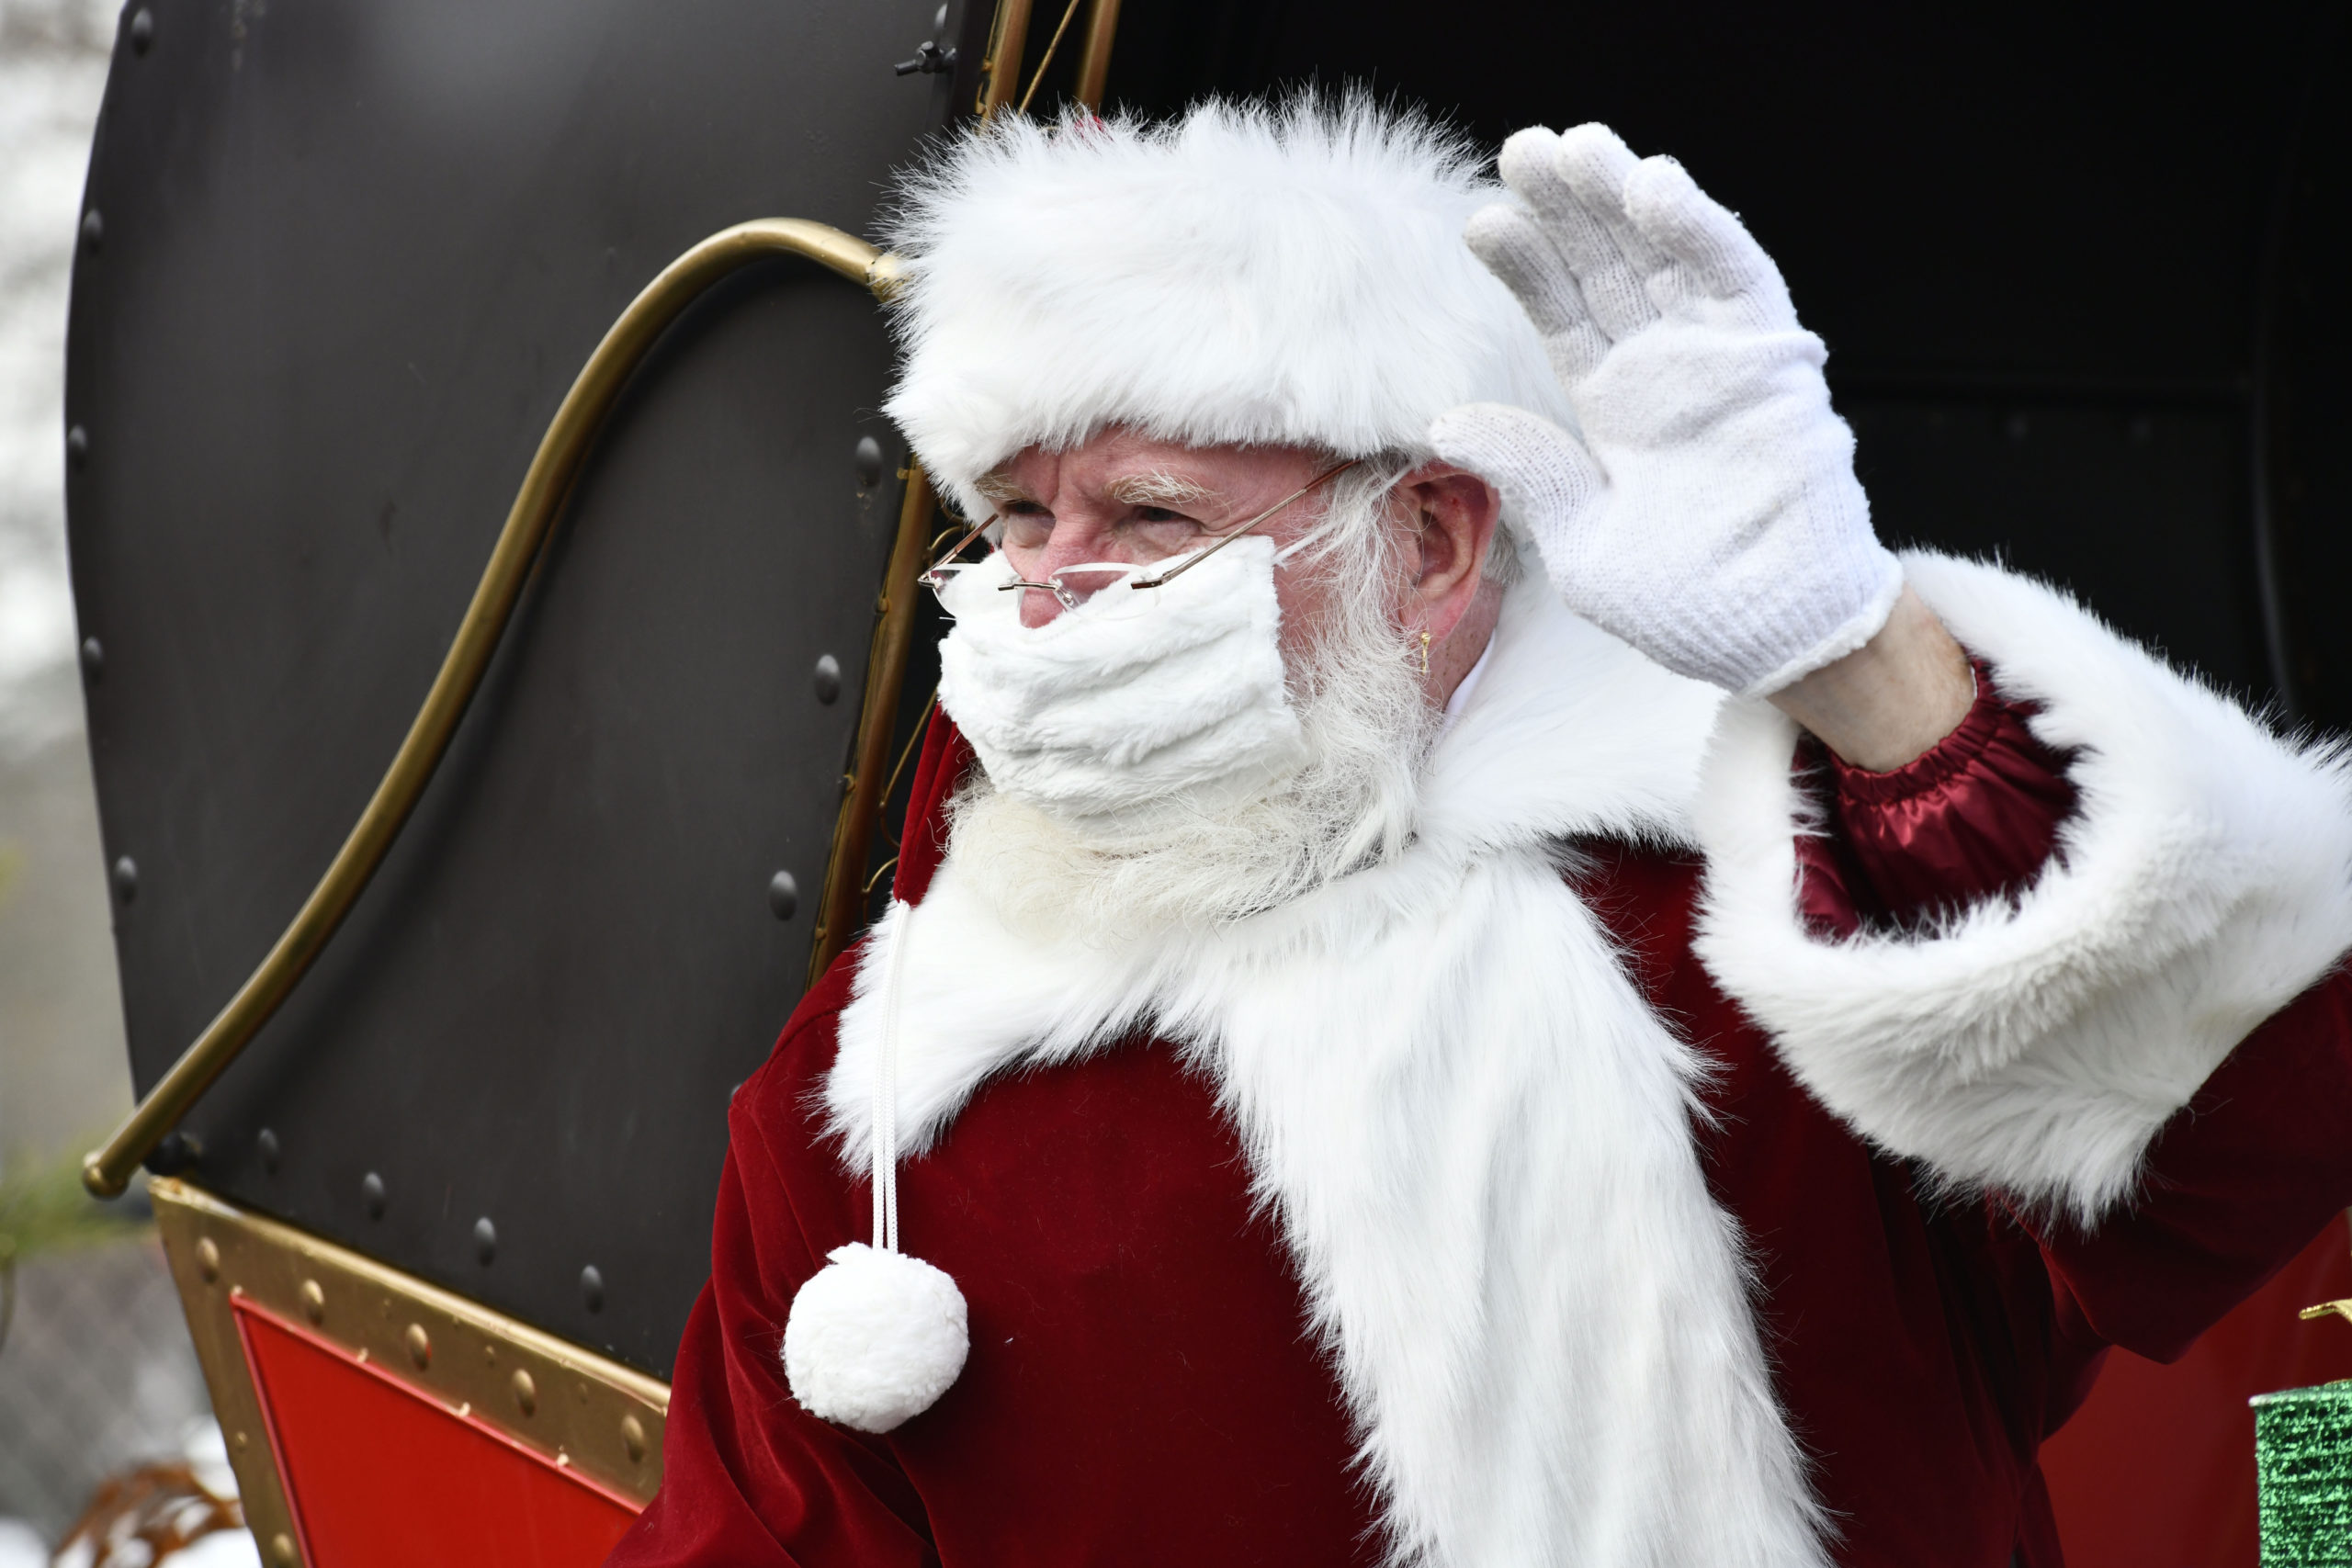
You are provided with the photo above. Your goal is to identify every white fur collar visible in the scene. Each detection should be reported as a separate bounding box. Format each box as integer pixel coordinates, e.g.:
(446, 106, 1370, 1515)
(825, 581, 1829, 1567)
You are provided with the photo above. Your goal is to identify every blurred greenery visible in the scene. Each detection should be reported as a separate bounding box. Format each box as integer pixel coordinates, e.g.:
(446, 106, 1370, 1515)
(0, 1145, 150, 1359)
(0, 1145, 148, 1265)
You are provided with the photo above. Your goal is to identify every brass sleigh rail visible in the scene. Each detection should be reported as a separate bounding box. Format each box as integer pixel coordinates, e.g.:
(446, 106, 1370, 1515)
(83, 220, 912, 1198)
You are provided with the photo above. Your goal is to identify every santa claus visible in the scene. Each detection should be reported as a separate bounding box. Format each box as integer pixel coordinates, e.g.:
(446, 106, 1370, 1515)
(608, 98, 2352, 1567)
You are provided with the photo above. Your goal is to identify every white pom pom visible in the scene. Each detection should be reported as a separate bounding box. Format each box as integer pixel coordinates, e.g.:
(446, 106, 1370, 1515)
(783, 1243, 968, 1433)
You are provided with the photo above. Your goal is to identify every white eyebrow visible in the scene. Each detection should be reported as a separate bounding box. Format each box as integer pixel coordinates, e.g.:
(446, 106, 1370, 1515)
(1106, 471, 1219, 508)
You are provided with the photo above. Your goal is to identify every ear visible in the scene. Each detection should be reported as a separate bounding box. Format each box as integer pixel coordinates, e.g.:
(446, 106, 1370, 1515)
(1395, 462, 1502, 642)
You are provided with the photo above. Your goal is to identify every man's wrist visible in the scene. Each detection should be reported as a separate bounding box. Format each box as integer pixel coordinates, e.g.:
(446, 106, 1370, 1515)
(1767, 585, 1975, 772)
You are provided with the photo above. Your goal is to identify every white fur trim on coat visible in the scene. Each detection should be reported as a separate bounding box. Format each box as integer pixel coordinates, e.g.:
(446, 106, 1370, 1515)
(880, 97, 1576, 524)
(1693, 551, 2352, 1222)
(828, 582, 1834, 1568)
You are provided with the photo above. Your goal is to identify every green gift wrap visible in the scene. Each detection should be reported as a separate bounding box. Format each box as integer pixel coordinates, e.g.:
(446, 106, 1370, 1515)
(2256, 1380, 2352, 1564)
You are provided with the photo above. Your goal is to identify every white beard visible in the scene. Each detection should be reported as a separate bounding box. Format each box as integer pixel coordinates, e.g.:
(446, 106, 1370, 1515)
(945, 545, 1440, 939)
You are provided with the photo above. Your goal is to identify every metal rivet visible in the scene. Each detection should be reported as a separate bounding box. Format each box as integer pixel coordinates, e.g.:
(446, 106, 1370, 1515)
(361, 1171, 385, 1219)
(143, 1130, 193, 1175)
(256, 1128, 279, 1173)
(812, 654, 842, 705)
(79, 637, 102, 678)
(269, 1533, 296, 1568)
(196, 1237, 220, 1283)
(473, 1216, 497, 1265)
(854, 436, 884, 489)
(581, 1265, 605, 1314)
(66, 425, 89, 468)
(81, 209, 103, 254)
(621, 1413, 647, 1463)
(299, 1280, 325, 1325)
(110, 856, 137, 902)
(766, 870, 798, 921)
(511, 1369, 537, 1416)
(232, 1430, 248, 1454)
(129, 6, 153, 52)
(482, 1343, 497, 1368)
(404, 1323, 431, 1369)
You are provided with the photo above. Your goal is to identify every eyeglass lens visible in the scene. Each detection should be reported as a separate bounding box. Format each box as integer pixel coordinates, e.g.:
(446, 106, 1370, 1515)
(921, 457, 1362, 607)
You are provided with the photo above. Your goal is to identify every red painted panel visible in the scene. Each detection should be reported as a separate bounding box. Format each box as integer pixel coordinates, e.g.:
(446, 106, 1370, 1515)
(2042, 1221, 2352, 1568)
(234, 1297, 640, 1568)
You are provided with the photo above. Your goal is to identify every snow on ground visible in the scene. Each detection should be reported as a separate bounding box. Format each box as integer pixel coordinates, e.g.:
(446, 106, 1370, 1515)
(0, 1519, 42, 1568)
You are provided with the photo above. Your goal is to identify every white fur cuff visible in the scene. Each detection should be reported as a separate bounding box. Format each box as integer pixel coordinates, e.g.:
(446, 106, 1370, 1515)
(1693, 552, 2352, 1222)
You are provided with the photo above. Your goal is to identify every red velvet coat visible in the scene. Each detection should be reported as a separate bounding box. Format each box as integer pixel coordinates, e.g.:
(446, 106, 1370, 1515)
(609, 680, 2352, 1568)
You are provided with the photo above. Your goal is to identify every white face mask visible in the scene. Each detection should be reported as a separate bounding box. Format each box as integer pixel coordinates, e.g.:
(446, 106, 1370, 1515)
(934, 536, 1310, 826)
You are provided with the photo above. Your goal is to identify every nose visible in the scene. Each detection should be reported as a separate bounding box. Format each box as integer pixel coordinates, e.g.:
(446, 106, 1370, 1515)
(1013, 581, 1071, 627)
(1012, 514, 1125, 628)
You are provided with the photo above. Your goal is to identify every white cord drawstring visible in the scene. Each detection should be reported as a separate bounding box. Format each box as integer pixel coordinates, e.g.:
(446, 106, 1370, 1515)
(783, 893, 967, 1433)
(871, 899, 915, 1254)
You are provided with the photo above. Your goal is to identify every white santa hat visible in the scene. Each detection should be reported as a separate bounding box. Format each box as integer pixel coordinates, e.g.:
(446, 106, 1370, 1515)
(880, 94, 1575, 523)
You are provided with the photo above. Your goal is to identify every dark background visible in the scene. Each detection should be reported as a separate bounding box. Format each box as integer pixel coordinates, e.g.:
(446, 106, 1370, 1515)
(70, 0, 2350, 1377)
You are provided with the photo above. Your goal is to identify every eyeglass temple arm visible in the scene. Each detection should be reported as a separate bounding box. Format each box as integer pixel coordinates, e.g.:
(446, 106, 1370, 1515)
(1130, 458, 1361, 590)
(922, 510, 1001, 581)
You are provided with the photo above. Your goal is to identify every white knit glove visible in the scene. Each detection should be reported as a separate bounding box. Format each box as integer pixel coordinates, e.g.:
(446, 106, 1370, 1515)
(1430, 124, 1902, 695)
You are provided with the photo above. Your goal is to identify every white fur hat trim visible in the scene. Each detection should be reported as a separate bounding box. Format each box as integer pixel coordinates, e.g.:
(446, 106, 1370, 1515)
(783, 1242, 969, 1434)
(881, 95, 1575, 522)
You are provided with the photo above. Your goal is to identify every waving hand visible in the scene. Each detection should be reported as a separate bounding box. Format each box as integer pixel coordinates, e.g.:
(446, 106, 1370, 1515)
(1430, 125, 1902, 696)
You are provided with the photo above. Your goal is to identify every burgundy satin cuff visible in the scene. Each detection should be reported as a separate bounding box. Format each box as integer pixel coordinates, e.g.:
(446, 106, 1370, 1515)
(1797, 662, 2078, 936)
